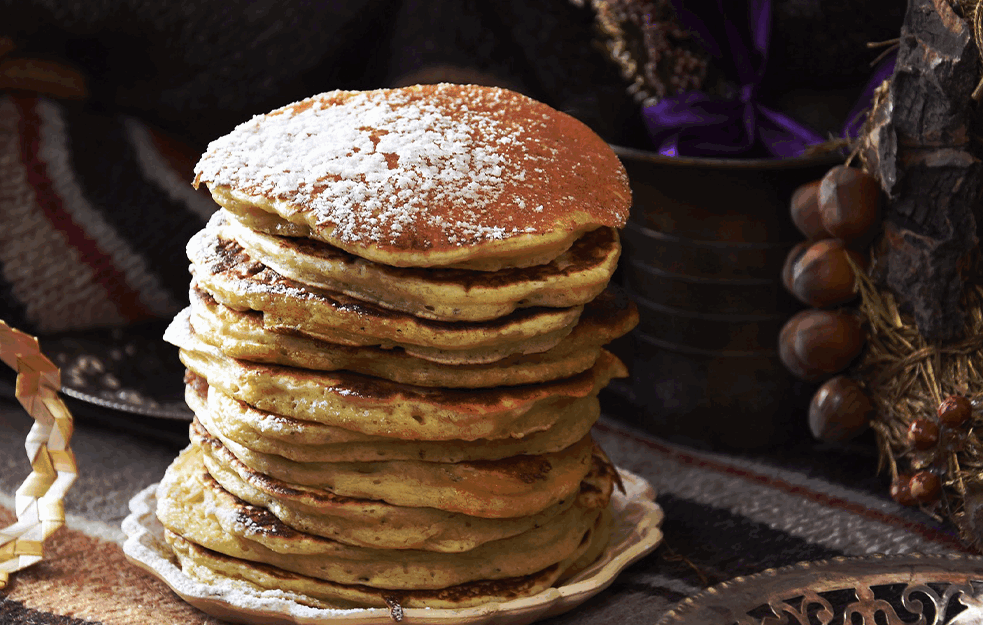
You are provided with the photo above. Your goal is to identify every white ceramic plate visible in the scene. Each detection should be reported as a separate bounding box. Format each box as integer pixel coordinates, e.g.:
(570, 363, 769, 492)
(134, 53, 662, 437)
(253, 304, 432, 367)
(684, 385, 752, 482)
(122, 468, 664, 625)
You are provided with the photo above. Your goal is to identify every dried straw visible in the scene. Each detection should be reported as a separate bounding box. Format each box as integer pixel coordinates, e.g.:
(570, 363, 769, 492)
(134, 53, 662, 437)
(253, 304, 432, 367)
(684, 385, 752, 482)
(852, 266, 983, 544)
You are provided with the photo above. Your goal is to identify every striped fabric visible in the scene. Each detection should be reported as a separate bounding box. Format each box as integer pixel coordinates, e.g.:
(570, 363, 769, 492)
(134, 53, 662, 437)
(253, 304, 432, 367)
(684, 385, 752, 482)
(591, 420, 968, 598)
(0, 408, 968, 625)
(0, 95, 215, 335)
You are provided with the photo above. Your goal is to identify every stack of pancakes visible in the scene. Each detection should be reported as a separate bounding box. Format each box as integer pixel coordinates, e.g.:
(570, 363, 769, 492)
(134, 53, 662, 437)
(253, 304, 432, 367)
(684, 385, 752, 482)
(159, 83, 637, 611)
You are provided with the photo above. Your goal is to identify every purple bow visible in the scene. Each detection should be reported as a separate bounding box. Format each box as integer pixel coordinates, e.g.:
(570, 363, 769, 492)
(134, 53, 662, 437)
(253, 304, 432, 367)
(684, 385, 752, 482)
(642, 0, 825, 158)
(644, 91, 825, 158)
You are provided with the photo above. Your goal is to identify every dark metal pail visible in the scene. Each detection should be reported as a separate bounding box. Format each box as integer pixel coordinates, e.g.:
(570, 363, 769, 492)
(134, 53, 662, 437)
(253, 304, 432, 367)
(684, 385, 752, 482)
(607, 145, 838, 449)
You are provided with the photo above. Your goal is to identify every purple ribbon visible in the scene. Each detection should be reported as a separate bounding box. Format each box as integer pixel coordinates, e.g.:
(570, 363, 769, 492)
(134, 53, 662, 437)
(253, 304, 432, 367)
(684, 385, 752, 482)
(644, 91, 825, 158)
(642, 0, 825, 158)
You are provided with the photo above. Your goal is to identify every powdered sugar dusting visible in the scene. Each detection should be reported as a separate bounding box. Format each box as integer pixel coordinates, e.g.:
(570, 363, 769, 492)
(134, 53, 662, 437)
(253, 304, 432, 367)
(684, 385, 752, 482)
(194, 84, 627, 252)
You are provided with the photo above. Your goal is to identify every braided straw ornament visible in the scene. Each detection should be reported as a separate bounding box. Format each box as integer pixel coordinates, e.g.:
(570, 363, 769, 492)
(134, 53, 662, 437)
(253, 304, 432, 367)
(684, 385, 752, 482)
(0, 320, 76, 589)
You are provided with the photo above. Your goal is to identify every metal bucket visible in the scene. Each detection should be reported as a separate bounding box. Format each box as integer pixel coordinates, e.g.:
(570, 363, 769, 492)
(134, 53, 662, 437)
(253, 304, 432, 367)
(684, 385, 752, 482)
(607, 145, 838, 449)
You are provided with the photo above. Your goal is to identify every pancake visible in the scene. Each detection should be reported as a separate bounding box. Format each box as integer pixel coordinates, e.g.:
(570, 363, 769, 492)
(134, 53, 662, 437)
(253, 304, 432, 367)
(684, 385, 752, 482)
(162, 83, 631, 612)
(164, 509, 610, 610)
(183, 285, 638, 388)
(156, 447, 604, 589)
(199, 456, 613, 558)
(193, 84, 631, 271)
(220, 210, 621, 322)
(187, 374, 599, 463)
(190, 419, 595, 519)
(197, 440, 592, 552)
(187, 224, 583, 364)
(167, 319, 626, 442)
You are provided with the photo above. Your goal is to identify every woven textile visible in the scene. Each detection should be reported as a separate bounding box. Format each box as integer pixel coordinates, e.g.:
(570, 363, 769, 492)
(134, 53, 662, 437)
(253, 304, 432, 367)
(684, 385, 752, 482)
(0, 399, 966, 624)
(0, 95, 213, 334)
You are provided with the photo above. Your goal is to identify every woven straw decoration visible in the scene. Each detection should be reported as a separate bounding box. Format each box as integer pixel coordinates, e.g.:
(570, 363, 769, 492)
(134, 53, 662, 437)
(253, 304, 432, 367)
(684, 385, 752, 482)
(0, 320, 76, 589)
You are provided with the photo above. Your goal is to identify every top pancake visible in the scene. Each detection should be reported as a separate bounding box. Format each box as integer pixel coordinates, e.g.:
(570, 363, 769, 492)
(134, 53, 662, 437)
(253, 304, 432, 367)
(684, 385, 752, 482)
(193, 84, 631, 270)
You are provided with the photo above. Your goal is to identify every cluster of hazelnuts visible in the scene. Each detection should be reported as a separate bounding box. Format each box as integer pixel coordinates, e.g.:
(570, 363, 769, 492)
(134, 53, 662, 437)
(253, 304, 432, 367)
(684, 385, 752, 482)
(777, 165, 881, 443)
(890, 395, 975, 506)
(777, 166, 980, 509)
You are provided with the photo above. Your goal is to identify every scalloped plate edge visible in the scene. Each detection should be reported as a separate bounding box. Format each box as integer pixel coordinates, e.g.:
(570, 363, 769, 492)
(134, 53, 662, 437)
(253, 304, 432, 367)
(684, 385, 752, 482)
(122, 467, 664, 625)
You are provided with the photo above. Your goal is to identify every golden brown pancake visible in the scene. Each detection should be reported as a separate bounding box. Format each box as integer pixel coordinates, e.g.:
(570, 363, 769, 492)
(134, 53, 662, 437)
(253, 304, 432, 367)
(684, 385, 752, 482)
(190, 419, 595, 519)
(220, 210, 621, 322)
(164, 514, 609, 610)
(155, 447, 604, 589)
(166, 317, 626, 442)
(193, 84, 631, 270)
(187, 224, 583, 364)
(160, 443, 615, 610)
(182, 285, 638, 388)
(199, 452, 614, 556)
(196, 439, 588, 552)
(186, 374, 600, 463)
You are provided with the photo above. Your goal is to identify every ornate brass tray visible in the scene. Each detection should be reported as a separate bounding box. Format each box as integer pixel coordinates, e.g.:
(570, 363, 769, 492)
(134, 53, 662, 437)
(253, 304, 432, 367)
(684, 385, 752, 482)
(657, 553, 983, 625)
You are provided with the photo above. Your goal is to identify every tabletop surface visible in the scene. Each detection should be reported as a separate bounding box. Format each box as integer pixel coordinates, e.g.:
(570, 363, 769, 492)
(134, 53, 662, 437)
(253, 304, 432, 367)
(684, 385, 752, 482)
(0, 367, 971, 625)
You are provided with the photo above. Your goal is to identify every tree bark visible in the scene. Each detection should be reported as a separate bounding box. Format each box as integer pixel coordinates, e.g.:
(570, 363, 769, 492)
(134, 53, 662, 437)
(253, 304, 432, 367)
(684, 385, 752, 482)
(861, 0, 981, 343)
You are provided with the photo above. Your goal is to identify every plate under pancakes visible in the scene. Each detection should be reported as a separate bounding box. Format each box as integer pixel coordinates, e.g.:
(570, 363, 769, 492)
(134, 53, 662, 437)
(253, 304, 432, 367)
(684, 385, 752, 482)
(182, 285, 638, 388)
(193, 84, 631, 271)
(220, 211, 621, 322)
(187, 223, 585, 364)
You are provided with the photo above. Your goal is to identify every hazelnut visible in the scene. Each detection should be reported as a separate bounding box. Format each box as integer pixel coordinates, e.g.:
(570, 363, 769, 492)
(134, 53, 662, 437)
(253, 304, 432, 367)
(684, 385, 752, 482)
(781, 240, 811, 295)
(790, 179, 831, 241)
(818, 165, 882, 245)
(785, 239, 867, 308)
(778, 310, 866, 382)
(808, 376, 873, 442)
